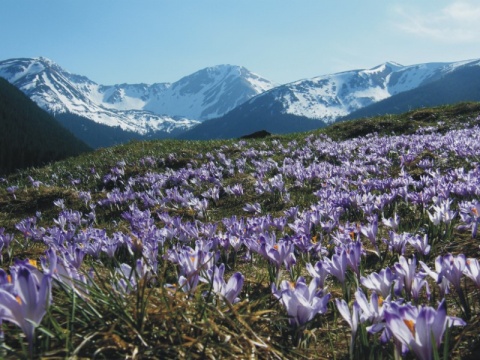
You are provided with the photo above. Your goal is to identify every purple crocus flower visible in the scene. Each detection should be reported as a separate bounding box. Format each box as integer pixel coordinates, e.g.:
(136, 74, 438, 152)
(27, 176, 42, 189)
(384, 231, 408, 255)
(361, 216, 379, 255)
(178, 273, 200, 295)
(41, 248, 90, 298)
(306, 260, 329, 289)
(101, 235, 120, 258)
(410, 272, 430, 303)
(113, 259, 150, 294)
(458, 200, 480, 238)
(384, 299, 465, 360)
(345, 241, 363, 280)
(354, 288, 385, 326)
(464, 258, 480, 289)
(224, 184, 244, 196)
(408, 234, 431, 256)
(78, 191, 92, 206)
(436, 253, 470, 318)
(428, 199, 456, 225)
(204, 264, 244, 304)
(437, 254, 466, 291)
(243, 202, 261, 214)
(269, 174, 285, 193)
(360, 267, 395, 299)
(382, 213, 400, 231)
(15, 217, 42, 241)
(201, 186, 220, 204)
(272, 277, 330, 328)
(266, 239, 296, 271)
(323, 250, 348, 284)
(420, 257, 451, 298)
(6, 186, 18, 199)
(172, 242, 218, 280)
(0, 265, 52, 352)
(0, 228, 14, 261)
(394, 256, 418, 300)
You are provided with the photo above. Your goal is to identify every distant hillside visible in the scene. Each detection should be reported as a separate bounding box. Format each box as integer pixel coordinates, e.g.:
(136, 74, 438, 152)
(55, 113, 187, 149)
(177, 97, 326, 140)
(0, 78, 91, 175)
(55, 113, 146, 149)
(340, 66, 480, 121)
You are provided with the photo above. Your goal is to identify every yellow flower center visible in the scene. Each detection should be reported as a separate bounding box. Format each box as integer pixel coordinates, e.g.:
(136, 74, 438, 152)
(28, 259, 37, 268)
(404, 319, 415, 336)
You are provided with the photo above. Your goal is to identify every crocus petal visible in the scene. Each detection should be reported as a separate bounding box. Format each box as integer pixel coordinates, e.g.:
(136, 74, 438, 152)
(0, 289, 24, 329)
(224, 272, 244, 303)
(430, 299, 448, 348)
(384, 310, 414, 347)
(336, 298, 353, 329)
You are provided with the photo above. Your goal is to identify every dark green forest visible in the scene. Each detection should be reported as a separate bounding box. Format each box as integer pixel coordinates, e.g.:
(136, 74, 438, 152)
(0, 78, 91, 175)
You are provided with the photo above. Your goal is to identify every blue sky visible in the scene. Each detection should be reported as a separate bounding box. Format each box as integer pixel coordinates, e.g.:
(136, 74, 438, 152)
(1, 0, 480, 85)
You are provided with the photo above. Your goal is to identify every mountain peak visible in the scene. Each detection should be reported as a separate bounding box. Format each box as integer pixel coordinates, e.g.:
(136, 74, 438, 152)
(177, 64, 250, 84)
(366, 61, 404, 74)
(22, 56, 62, 73)
(384, 61, 403, 68)
(35, 56, 56, 66)
(150, 63, 275, 120)
(205, 64, 244, 72)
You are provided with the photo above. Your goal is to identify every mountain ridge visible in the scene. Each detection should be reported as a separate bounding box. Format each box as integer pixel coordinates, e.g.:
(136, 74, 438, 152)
(2, 56, 480, 142)
(255, 59, 480, 123)
(0, 57, 275, 134)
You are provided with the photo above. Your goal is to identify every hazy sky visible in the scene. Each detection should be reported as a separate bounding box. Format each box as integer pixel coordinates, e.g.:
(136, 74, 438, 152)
(1, 0, 480, 85)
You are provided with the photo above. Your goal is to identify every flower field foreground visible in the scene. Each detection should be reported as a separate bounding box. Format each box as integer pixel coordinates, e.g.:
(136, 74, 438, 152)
(1, 103, 480, 358)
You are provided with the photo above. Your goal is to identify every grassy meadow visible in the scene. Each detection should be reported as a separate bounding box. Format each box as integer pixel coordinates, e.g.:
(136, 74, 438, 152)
(1, 102, 480, 359)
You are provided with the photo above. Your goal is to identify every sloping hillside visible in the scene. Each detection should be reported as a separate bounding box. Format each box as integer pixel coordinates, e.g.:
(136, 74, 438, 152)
(177, 99, 326, 140)
(0, 78, 91, 175)
(1, 103, 480, 359)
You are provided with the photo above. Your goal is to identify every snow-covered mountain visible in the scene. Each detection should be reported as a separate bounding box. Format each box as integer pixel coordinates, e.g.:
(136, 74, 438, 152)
(246, 59, 480, 124)
(2, 56, 480, 140)
(179, 58, 480, 140)
(0, 57, 275, 134)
